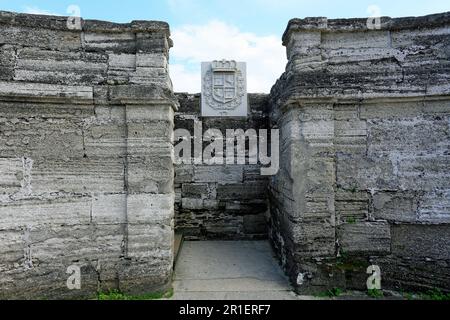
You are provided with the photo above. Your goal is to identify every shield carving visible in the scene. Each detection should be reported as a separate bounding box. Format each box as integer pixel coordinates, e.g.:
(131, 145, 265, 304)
(212, 71, 237, 103)
(201, 60, 247, 116)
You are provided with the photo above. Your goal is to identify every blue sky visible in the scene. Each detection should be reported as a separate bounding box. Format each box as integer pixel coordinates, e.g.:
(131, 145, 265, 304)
(1, 0, 449, 92)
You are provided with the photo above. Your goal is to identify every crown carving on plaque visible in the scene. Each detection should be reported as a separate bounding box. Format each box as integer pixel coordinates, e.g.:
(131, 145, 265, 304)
(211, 60, 238, 72)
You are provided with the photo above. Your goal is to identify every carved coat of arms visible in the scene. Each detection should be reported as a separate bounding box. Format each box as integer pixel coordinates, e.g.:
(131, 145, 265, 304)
(201, 60, 247, 117)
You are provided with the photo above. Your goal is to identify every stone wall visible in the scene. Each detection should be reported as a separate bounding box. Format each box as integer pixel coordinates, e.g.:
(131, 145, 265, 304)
(269, 12, 450, 294)
(174, 93, 270, 240)
(0, 11, 177, 299)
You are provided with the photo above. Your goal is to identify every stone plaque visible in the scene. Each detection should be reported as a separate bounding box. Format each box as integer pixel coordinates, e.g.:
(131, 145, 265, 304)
(201, 60, 248, 117)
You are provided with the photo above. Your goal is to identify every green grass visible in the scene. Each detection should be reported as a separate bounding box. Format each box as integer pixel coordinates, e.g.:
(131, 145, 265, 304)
(97, 288, 174, 300)
(346, 217, 357, 224)
(402, 289, 450, 301)
(423, 289, 450, 300)
(403, 292, 415, 300)
(367, 289, 384, 299)
(316, 287, 344, 298)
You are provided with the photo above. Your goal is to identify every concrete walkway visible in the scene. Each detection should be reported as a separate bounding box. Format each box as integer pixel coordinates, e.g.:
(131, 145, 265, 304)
(171, 241, 305, 300)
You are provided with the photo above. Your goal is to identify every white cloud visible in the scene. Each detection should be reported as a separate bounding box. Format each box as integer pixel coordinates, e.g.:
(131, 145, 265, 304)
(170, 20, 286, 93)
(170, 64, 201, 93)
(23, 6, 60, 16)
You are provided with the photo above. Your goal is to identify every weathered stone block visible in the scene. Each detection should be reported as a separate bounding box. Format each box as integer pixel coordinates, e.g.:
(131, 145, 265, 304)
(181, 198, 204, 210)
(84, 123, 127, 158)
(0, 126, 85, 160)
(107, 53, 136, 83)
(127, 156, 173, 193)
(367, 118, 449, 155)
(0, 101, 94, 119)
(203, 199, 220, 209)
(14, 48, 108, 85)
(0, 26, 82, 51)
(127, 224, 173, 259)
(336, 153, 397, 190)
(290, 220, 336, 258)
(334, 104, 359, 120)
(126, 194, 174, 224)
(0, 197, 92, 230)
(359, 101, 424, 119)
(395, 155, 450, 191)
(117, 259, 172, 296)
(130, 67, 170, 87)
(0, 81, 93, 102)
(0, 230, 24, 264)
(225, 200, 267, 214)
(94, 105, 126, 122)
(286, 31, 321, 60)
(0, 262, 101, 300)
(0, 158, 24, 195)
(335, 190, 369, 222)
(300, 120, 335, 142)
(390, 27, 450, 48)
(372, 191, 419, 222)
(335, 120, 367, 137)
(29, 224, 124, 264)
(243, 165, 270, 182)
(135, 32, 169, 54)
(181, 183, 209, 199)
(0, 46, 15, 81)
(83, 32, 136, 53)
(125, 105, 174, 123)
(217, 183, 267, 201)
(136, 53, 167, 68)
(193, 165, 243, 184)
(338, 222, 391, 255)
(175, 165, 194, 183)
(418, 189, 450, 223)
(391, 224, 450, 260)
(371, 255, 450, 293)
(322, 31, 390, 49)
(127, 120, 173, 141)
(91, 194, 127, 224)
(31, 159, 125, 194)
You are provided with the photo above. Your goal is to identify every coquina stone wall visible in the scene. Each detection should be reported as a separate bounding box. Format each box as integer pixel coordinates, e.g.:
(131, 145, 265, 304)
(174, 93, 270, 240)
(269, 12, 450, 294)
(0, 11, 178, 299)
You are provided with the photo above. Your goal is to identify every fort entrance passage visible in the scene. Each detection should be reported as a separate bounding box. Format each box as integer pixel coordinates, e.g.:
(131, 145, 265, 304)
(173, 93, 271, 241)
(172, 241, 298, 300)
